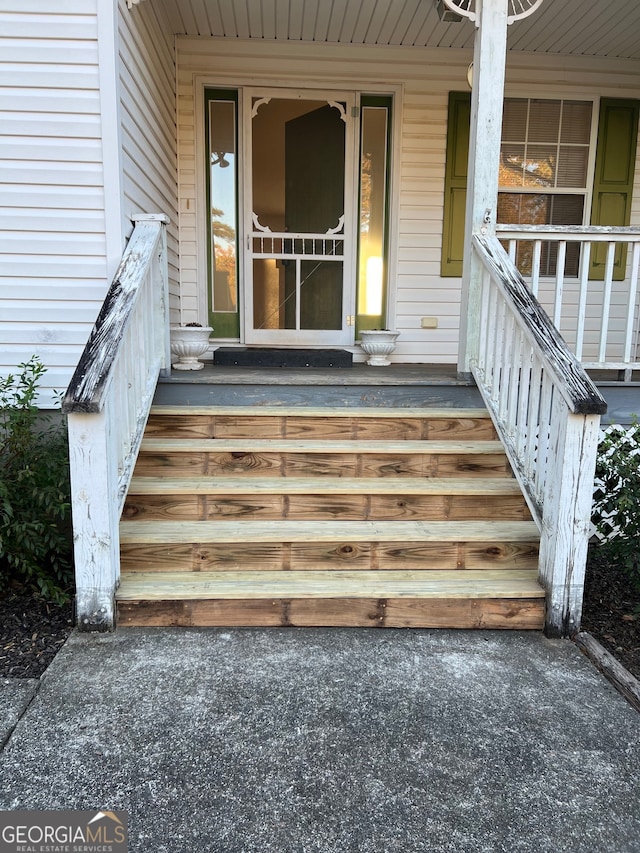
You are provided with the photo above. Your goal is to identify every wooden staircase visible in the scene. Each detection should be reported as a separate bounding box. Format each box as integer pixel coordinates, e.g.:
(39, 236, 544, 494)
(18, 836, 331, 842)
(116, 406, 545, 629)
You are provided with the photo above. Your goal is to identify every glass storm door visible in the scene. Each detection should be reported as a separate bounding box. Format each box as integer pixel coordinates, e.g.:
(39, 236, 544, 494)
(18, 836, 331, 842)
(245, 91, 356, 345)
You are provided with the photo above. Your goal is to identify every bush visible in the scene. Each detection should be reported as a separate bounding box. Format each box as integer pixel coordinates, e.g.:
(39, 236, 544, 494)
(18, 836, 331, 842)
(591, 422, 640, 592)
(0, 357, 73, 601)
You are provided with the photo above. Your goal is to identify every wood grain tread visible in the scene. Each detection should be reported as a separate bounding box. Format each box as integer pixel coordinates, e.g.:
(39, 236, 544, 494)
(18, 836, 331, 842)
(127, 476, 525, 496)
(149, 406, 492, 419)
(119, 518, 540, 544)
(139, 438, 505, 454)
(116, 569, 545, 600)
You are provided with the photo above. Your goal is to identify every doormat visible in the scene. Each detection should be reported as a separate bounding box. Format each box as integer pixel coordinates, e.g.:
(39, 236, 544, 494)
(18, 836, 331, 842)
(214, 348, 353, 368)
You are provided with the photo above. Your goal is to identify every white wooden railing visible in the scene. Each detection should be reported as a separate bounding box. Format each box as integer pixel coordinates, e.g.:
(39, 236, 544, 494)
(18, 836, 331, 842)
(469, 234, 607, 637)
(497, 225, 640, 380)
(62, 214, 170, 631)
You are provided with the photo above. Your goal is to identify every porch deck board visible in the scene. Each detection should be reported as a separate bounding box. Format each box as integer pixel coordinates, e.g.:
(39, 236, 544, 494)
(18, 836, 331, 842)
(126, 475, 525, 496)
(119, 518, 540, 544)
(150, 405, 492, 418)
(116, 569, 545, 600)
(139, 438, 506, 454)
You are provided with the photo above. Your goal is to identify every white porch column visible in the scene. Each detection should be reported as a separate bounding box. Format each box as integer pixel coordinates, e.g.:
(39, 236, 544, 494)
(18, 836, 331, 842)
(457, 0, 509, 375)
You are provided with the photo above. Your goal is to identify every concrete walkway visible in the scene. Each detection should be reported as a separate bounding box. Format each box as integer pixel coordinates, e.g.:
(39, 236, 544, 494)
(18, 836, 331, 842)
(1, 629, 639, 852)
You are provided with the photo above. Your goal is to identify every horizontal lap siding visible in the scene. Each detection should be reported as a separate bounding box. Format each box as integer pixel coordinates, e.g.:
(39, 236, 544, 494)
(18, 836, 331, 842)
(0, 3, 106, 405)
(118, 0, 179, 315)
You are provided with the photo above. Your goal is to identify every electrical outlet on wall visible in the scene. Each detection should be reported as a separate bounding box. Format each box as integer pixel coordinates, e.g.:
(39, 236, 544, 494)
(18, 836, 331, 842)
(421, 317, 438, 329)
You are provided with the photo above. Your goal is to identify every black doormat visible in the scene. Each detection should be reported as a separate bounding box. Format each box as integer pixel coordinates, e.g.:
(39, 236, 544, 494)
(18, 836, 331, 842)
(214, 347, 353, 368)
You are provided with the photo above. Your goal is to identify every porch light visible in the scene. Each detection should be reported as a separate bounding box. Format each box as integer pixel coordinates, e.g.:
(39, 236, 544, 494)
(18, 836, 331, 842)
(466, 62, 474, 88)
(436, 0, 463, 22)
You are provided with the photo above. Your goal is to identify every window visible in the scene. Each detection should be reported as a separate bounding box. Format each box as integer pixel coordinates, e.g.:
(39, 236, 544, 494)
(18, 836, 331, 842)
(442, 93, 639, 279)
(498, 98, 592, 275)
(205, 89, 239, 336)
(357, 96, 392, 332)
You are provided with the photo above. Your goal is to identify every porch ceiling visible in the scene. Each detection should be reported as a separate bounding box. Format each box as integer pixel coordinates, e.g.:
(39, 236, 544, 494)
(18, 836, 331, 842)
(157, 0, 640, 60)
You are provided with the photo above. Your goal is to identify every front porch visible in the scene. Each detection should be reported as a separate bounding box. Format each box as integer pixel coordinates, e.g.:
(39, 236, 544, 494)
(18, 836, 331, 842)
(59, 0, 640, 636)
(60, 211, 607, 638)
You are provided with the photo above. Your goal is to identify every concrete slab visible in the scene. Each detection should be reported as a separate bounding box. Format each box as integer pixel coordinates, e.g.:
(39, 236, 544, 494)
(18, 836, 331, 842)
(0, 630, 638, 852)
(0, 678, 38, 749)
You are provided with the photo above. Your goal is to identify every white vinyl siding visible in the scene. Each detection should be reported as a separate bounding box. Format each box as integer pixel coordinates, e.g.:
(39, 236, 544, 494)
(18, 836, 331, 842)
(118, 0, 179, 314)
(0, 1, 107, 404)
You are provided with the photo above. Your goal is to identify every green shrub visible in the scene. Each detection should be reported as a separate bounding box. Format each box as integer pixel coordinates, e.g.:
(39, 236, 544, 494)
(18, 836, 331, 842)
(591, 422, 640, 592)
(0, 356, 73, 601)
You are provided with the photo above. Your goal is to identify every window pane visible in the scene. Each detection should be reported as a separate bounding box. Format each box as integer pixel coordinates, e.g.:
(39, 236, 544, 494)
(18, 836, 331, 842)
(498, 193, 550, 225)
(502, 99, 528, 141)
(500, 144, 525, 186)
(498, 193, 584, 276)
(561, 101, 592, 144)
(529, 99, 561, 143)
(209, 99, 237, 312)
(548, 195, 584, 225)
(557, 146, 589, 187)
(253, 258, 286, 330)
(301, 261, 343, 329)
(359, 106, 388, 316)
(522, 145, 556, 188)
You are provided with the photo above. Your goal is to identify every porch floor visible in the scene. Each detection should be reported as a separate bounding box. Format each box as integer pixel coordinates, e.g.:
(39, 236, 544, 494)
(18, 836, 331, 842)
(159, 362, 472, 386)
(154, 362, 639, 423)
(154, 362, 485, 409)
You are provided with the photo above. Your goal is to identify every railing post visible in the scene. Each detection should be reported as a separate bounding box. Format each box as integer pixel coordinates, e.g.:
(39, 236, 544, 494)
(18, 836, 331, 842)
(68, 410, 120, 631)
(458, 0, 508, 376)
(132, 213, 171, 375)
(64, 214, 169, 631)
(538, 405, 602, 637)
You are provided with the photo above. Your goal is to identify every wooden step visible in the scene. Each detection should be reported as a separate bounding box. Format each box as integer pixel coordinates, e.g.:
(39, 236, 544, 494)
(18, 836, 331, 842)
(134, 439, 511, 478)
(119, 519, 539, 572)
(117, 569, 545, 599)
(127, 476, 525, 496)
(123, 476, 532, 522)
(119, 405, 544, 630)
(116, 569, 545, 629)
(145, 406, 498, 441)
(120, 518, 540, 544)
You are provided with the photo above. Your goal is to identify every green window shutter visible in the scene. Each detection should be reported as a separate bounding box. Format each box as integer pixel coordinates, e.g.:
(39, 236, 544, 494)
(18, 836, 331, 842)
(590, 97, 640, 281)
(441, 92, 471, 277)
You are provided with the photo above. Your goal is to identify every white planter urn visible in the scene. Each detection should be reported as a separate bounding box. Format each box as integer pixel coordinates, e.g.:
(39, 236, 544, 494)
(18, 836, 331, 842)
(358, 330, 400, 366)
(169, 324, 213, 370)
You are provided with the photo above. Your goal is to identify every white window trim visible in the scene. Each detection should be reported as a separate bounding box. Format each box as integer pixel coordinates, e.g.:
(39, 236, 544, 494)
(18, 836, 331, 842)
(497, 92, 601, 229)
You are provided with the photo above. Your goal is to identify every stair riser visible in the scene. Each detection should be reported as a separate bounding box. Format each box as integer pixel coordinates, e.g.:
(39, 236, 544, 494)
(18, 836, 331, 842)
(120, 540, 539, 572)
(123, 493, 532, 522)
(133, 451, 513, 478)
(144, 415, 499, 441)
(117, 597, 544, 629)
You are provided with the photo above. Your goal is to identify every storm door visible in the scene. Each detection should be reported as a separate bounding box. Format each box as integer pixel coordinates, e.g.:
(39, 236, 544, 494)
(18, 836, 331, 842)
(245, 91, 356, 345)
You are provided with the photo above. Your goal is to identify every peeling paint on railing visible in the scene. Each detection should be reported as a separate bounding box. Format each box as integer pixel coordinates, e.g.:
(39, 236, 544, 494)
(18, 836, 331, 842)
(62, 219, 167, 414)
(473, 234, 607, 416)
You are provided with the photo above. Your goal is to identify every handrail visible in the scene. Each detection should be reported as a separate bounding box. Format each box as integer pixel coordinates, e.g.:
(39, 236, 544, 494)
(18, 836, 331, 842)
(473, 234, 607, 416)
(495, 224, 640, 378)
(63, 214, 170, 631)
(496, 224, 640, 240)
(469, 234, 604, 637)
(63, 214, 170, 413)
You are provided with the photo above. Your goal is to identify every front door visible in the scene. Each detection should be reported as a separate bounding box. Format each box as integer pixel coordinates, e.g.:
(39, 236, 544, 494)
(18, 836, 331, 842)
(245, 90, 356, 345)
